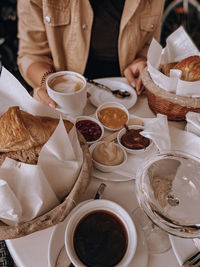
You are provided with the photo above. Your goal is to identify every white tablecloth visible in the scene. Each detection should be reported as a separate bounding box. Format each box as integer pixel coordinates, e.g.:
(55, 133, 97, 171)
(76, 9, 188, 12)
(6, 85, 185, 267)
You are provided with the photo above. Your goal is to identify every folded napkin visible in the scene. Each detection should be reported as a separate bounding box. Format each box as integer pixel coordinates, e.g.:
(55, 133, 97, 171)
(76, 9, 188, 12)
(147, 26, 200, 97)
(112, 114, 170, 179)
(185, 111, 200, 137)
(0, 117, 83, 226)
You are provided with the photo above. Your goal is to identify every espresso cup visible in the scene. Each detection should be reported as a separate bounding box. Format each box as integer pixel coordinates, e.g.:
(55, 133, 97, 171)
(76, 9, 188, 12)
(46, 71, 87, 116)
(65, 199, 137, 267)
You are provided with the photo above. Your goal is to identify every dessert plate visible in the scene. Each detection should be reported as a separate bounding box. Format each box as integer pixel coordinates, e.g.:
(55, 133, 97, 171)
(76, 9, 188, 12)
(87, 77, 137, 110)
(48, 200, 148, 267)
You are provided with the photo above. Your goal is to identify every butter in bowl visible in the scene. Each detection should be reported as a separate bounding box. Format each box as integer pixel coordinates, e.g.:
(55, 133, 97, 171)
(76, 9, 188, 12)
(89, 141, 127, 172)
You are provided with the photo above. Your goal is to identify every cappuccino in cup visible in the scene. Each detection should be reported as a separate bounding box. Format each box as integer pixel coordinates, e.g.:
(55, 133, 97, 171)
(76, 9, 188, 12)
(49, 74, 85, 93)
(46, 71, 87, 117)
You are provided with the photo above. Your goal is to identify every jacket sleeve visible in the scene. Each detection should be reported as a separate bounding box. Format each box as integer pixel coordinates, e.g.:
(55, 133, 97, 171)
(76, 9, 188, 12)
(17, 0, 53, 86)
(137, 1, 165, 59)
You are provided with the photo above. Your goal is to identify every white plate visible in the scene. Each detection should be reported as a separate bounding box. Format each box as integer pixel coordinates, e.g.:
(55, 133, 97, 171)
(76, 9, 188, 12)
(91, 143, 158, 182)
(169, 235, 199, 266)
(48, 200, 148, 267)
(87, 77, 137, 110)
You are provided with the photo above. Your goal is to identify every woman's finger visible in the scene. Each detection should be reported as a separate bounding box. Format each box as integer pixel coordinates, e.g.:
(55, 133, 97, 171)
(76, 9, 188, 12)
(124, 68, 136, 88)
(37, 87, 56, 108)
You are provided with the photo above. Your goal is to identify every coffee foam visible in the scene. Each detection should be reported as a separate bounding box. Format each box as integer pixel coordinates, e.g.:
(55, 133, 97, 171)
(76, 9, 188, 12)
(50, 74, 84, 93)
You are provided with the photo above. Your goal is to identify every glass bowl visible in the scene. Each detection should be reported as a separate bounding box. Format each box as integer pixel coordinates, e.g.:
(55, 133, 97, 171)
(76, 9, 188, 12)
(136, 150, 200, 238)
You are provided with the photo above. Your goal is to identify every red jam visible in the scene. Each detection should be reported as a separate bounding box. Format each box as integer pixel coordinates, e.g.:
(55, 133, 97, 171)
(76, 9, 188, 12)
(76, 119, 102, 142)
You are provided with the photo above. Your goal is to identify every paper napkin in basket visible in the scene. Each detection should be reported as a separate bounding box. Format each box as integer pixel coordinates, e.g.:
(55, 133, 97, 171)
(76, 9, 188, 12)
(0, 158, 59, 226)
(38, 117, 83, 200)
(0, 117, 83, 226)
(147, 26, 200, 96)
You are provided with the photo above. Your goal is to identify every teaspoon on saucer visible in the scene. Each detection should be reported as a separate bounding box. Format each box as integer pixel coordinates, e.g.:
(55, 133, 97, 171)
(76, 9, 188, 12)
(87, 79, 131, 98)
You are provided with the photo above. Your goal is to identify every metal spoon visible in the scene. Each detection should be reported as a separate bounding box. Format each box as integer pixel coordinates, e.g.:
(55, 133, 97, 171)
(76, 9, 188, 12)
(87, 79, 131, 98)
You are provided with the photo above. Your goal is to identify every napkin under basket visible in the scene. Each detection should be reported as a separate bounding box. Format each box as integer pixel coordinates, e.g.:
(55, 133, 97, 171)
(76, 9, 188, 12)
(0, 132, 92, 240)
(142, 67, 200, 121)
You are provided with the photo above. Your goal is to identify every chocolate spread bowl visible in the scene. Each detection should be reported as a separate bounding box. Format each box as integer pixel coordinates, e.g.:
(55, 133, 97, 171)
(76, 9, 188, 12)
(117, 125, 153, 155)
(75, 116, 104, 144)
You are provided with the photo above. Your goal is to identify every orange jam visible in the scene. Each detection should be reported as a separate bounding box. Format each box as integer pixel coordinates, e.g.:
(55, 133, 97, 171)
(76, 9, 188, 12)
(97, 107, 128, 130)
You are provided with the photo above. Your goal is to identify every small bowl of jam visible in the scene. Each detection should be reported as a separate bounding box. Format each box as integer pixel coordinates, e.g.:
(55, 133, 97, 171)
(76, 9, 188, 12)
(96, 102, 129, 131)
(117, 125, 153, 155)
(65, 199, 137, 267)
(89, 141, 127, 172)
(75, 116, 104, 144)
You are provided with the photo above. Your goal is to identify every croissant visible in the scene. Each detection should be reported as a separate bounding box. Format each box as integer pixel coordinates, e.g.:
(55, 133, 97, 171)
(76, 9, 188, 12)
(0, 106, 73, 164)
(160, 55, 200, 81)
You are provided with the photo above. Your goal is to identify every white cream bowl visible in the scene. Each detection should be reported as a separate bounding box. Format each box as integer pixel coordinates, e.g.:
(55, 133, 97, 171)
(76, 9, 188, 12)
(89, 141, 127, 172)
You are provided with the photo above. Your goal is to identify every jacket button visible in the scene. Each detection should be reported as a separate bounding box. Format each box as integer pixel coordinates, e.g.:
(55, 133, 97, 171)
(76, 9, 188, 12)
(45, 16, 51, 23)
(82, 24, 87, 30)
(150, 24, 154, 29)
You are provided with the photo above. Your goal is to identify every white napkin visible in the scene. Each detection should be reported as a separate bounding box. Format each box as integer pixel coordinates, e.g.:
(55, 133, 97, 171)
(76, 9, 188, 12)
(0, 158, 59, 225)
(140, 114, 171, 152)
(185, 111, 200, 137)
(38, 118, 83, 200)
(147, 26, 200, 97)
(0, 67, 83, 225)
(112, 114, 171, 179)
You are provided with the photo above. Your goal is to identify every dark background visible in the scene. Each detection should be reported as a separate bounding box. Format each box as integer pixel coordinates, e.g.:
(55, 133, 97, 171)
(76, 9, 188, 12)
(0, 0, 200, 92)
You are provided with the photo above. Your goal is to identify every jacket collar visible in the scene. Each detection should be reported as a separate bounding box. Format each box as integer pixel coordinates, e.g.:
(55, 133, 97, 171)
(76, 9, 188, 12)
(120, 0, 141, 32)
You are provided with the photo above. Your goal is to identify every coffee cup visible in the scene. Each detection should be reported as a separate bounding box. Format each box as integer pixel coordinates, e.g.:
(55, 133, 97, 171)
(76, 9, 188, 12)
(65, 199, 137, 267)
(46, 71, 87, 116)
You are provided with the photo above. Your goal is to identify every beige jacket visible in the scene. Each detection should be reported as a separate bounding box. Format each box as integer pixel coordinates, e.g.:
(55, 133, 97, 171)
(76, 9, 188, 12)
(17, 0, 165, 86)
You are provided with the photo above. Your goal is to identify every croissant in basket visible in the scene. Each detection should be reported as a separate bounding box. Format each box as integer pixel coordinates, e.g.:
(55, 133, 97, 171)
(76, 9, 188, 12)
(160, 55, 200, 81)
(0, 106, 73, 166)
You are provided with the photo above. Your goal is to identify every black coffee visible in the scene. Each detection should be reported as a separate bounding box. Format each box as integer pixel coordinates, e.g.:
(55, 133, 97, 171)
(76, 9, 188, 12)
(73, 210, 127, 267)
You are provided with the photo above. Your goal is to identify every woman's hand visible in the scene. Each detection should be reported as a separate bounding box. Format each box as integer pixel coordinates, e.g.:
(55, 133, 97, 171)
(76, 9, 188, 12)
(27, 62, 57, 108)
(35, 84, 56, 108)
(124, 57, 147, 95)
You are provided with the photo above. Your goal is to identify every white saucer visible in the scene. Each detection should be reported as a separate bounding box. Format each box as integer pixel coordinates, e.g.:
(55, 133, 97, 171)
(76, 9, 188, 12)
(48, 200, 148, 267)
(87, 77, 137, 110)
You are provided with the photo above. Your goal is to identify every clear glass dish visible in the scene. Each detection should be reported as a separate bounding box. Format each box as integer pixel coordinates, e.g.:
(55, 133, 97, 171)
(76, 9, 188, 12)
(136, 150, 200, 238)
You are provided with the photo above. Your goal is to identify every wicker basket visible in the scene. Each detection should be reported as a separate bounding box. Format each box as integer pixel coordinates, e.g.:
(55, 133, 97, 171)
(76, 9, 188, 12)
(142, 67, 200, 121)
(0, 131, 92, 240)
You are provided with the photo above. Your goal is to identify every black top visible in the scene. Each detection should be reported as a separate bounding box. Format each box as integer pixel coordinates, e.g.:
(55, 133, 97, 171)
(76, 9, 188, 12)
(84, 0, 125, 79)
